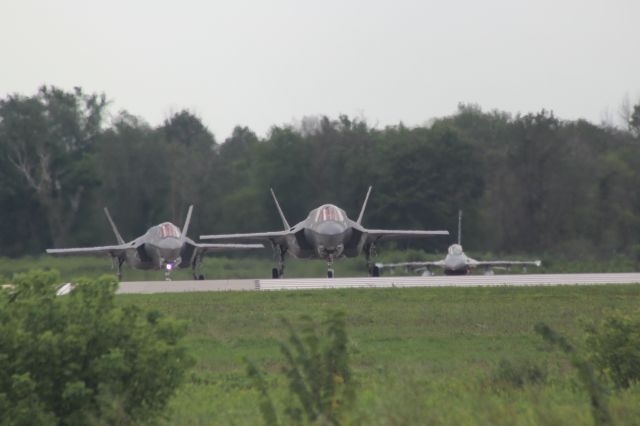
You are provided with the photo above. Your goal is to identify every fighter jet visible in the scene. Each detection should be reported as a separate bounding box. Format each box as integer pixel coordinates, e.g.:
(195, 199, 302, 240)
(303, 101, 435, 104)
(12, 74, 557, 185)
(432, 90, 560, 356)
(376, 211, 541, 276)
(46, 206, 263, 280)
(200, 186, 449, 278)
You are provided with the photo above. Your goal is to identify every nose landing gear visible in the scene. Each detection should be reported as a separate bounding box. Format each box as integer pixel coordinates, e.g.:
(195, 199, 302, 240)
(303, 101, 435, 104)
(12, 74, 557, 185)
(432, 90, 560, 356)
(327, 255, 335, 278)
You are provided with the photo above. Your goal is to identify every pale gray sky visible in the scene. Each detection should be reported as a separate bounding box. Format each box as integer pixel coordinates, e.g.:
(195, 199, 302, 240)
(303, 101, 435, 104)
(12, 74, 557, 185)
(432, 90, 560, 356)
(1, 0, 639, 139)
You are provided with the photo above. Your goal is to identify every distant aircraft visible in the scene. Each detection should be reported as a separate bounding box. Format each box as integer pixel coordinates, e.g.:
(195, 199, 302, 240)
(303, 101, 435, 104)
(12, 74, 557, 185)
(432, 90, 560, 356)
(47, 206, 263, 280)
(376, 211, 541, 276)
(200, 186, 449, 278)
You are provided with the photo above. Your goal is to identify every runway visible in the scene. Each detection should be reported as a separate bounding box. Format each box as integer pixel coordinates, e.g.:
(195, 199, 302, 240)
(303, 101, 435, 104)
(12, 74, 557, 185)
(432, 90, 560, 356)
(116, 273, 640, 294)
(116, 279, 256, 294)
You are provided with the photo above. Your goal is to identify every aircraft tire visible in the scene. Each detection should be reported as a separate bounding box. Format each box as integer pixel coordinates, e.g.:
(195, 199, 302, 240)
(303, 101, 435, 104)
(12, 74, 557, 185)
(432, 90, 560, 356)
(272, 268, 279, 279)
(327, 269, 334, 278)
(198, 274, 205, 280)
(372, 265, 380, 277)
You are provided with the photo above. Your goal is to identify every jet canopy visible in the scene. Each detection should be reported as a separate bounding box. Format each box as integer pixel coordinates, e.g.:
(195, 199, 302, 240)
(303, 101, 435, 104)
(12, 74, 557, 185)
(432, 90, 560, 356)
(448, 244, 463, 255)
(311, 204, 346, 223)
(158, 222, 181, 238)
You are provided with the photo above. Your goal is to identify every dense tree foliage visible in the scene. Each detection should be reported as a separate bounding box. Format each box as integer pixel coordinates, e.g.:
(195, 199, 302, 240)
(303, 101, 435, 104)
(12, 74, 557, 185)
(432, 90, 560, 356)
(0, 87, 106, 252)
(0, 270, 192, 425)
(1, 86, 640, 258)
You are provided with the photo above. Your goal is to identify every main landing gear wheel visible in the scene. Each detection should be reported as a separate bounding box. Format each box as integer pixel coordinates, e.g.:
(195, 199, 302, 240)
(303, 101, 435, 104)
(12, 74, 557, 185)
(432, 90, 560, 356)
(364, 243, 379, 277)
(272, 266, 285, 279)
(271, 244, 286, 279)
(192, 255, 205, 281)
(113, 256, 125, 282)
(327, 269, 334, 278)
(370, 265, 380, 277)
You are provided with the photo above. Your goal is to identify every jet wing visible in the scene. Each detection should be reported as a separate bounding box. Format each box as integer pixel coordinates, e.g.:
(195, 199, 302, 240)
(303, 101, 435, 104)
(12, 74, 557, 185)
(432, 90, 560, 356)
(469, 260, 542, 268)
(191, 243, 264, 253)
(46, 244, 131, 257)
(199, 231, 290, 245)
(376, 260, 446, 271)
(178, 241, 265, 269)
(365, 229, 449, 243)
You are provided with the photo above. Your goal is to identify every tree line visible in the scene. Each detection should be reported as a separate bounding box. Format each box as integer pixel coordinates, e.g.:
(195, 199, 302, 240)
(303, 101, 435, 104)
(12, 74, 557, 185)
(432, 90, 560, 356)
(1, 85, 640, 258)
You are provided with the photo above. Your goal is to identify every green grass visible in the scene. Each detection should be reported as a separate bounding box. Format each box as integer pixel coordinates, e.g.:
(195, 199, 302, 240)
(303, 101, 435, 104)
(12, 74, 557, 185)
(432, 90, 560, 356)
(3, 257, 640, 423)
(2, 249, 639, 284)
(116, 285, 640, 425)
(0, 254, 374, 282)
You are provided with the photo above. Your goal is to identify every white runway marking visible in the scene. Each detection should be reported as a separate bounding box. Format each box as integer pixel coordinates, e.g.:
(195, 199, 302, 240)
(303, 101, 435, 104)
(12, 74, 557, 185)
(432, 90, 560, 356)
(117, 279, 257, 294)
(116, 273, 640, 294)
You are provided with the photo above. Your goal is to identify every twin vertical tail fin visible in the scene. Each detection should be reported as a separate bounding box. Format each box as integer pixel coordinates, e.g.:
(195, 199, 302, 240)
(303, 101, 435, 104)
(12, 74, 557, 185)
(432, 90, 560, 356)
(270, 186, 372, 228)
(270, 188, 290, 230)
(357, 186, 373, 225)
(181, 205, 194, 240)
(457, 210, 463, 246)
(103, 207, 125, 245)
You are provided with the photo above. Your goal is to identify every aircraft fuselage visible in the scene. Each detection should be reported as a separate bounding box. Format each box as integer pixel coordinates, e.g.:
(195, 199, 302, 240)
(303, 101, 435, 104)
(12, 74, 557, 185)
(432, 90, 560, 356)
(280, 205, 365, 262)
(123, 223, 186, 271)
(442, 244, 471, 275)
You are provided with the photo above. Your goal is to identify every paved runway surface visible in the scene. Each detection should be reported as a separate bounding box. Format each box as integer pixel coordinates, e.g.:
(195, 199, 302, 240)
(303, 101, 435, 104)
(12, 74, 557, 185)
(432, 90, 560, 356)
(117, 279, 257, 294)
(116, 273, 640, 294)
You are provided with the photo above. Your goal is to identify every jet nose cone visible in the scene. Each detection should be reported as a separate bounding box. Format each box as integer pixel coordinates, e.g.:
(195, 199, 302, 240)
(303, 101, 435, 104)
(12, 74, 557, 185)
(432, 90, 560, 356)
(156, 238, 181, 251)
(452, 261, 465, 270)
(315, 221, 347, 236)
(306, 222, 351, 259)
(447, 258, 467, 271)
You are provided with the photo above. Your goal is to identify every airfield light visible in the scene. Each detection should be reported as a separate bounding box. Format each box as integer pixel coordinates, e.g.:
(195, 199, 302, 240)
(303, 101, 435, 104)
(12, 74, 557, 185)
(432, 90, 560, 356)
(165, 263, 173, 271)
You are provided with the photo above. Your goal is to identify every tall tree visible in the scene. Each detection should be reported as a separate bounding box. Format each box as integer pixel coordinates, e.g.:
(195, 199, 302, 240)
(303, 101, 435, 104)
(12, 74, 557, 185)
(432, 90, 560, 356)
(372, 123, 482, 234)
(0, 86, 107, 247)
(630, 103, 640, 136)
(94, 112, 168, 237)
(213, 126, 271, 232)
(159, 110, 217, 224)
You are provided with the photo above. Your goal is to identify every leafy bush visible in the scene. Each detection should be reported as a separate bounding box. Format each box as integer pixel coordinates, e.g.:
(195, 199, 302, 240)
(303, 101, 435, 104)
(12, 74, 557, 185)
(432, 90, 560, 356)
(0, 270, 193, 425)
(585, 311, 640, 389)
(486, 358, 547, 390)
(535, 322, 611, 426)
(246, 311, 355, 426)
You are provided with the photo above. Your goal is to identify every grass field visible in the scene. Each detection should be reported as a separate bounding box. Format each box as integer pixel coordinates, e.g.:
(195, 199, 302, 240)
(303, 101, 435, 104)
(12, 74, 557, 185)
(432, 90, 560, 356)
(115, 284, 640, 425)
(3, 256, 640, 424)
(2, 250, 639, 283)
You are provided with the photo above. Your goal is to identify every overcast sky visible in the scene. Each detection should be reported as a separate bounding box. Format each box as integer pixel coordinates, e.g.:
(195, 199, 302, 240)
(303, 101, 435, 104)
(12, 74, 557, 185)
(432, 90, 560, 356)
(1, 0, 639, 140)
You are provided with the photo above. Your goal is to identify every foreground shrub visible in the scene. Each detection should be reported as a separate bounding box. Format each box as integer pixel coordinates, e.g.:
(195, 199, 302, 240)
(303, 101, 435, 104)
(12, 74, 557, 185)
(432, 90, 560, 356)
(246, 311, 355, 426)
(0, 270, 192, 425)
(585, 310, 640, 389)
(485, 358, 547, 390)
(535, 322, 611, 426)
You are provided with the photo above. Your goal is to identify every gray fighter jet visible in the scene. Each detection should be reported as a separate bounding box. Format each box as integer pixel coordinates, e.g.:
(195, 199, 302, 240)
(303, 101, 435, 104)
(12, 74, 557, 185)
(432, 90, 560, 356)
(46, 206, 263, 280)
(200, 187, 449, 278)
(376, 211, 541, 276)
